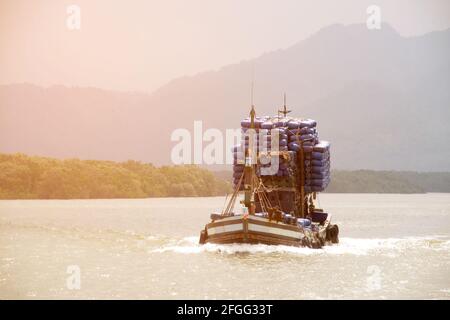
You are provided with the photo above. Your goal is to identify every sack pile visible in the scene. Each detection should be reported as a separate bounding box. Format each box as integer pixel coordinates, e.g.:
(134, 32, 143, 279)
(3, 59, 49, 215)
(304, 140, 330, 192)
(232, 116, 331, 193)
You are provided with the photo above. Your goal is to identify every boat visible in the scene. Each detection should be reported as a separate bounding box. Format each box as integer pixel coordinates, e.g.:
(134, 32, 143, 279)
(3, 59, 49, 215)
(199, 101, 339, 249)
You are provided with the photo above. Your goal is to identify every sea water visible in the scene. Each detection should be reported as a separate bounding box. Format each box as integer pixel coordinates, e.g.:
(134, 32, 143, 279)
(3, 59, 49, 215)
(0, 194, 449, 299)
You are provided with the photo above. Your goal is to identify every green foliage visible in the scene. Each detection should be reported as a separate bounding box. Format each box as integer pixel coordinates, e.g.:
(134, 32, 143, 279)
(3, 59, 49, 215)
(326, 170, 450, 193)
(212, 170, 450, 194)
(0, 153, 231, 199)
(2, 153, 448, 199)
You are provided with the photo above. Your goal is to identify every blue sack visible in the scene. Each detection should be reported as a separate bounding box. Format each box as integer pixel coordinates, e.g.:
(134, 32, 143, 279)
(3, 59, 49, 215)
(313, 140, 330, 152)
(311, 151, 329, 160)
(288, 127, 315, 135)
(311, 159, 328, 166)
(261, 121, 275, 129)
(297, 218, 311, 228)
(300, 119, 317, 128)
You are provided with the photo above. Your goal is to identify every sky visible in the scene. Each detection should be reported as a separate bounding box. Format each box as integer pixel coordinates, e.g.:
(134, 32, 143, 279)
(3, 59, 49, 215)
(1, 0, 449, 93)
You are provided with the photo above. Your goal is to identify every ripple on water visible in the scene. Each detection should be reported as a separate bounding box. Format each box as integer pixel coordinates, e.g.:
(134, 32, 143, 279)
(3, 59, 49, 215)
(149, 235, 450, 256)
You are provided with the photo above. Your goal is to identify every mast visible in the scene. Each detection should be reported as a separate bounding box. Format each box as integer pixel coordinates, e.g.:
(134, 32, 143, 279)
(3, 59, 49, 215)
(243, 105, 256, 215)
(277, 94, 305, 217)
(298, 140, 306, 218)
(278, 93, 291, 118)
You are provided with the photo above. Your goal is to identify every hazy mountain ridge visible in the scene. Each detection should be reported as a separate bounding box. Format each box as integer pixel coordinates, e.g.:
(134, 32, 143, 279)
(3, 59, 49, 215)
(1, 23, 449, 170)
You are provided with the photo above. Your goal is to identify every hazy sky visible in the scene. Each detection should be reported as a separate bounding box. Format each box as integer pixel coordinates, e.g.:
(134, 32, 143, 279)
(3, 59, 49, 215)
(1, 0, 449, 92)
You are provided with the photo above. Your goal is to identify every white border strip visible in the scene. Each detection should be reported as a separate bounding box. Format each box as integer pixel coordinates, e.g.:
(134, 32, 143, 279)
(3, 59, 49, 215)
(219, 215, 244, 222)
(248, 215, 270, 222)
(207, 223, 243, 235)
(248, 223, 302, 239)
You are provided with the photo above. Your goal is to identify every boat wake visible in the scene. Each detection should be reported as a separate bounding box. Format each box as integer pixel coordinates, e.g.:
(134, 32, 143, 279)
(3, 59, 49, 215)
(150, 235, 450, 256)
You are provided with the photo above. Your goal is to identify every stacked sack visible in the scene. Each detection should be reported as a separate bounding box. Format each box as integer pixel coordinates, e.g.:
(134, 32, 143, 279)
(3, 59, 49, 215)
(232, 116, 262, 189)
(259, 151, 296, 177)
(258, 128, 288, 152)
(285, 119, 318, 152)
(304, 141, 331, 192)
(239, 116, 262, 152)
(232, 140, 246, 190)
(231, 115, 330, 192)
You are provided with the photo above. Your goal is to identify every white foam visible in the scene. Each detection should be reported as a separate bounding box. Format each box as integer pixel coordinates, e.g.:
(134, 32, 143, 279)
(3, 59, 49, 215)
(150, 235, 450, 256)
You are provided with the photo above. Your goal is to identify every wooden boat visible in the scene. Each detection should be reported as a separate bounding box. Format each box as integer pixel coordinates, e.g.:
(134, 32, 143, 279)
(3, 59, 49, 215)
(199, 103, 339, 249)
(200, 212, 338, 248)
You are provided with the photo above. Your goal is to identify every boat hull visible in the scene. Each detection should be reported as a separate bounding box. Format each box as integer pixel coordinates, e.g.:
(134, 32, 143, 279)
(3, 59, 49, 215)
(200, 215, 338, 249)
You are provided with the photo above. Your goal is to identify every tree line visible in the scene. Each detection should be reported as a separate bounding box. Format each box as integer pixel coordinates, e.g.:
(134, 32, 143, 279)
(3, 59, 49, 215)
(0, 153, 231, 199)
(1, 153, 448, 199)
(326, 170, 450, 193)
(213, 170, 450, 194)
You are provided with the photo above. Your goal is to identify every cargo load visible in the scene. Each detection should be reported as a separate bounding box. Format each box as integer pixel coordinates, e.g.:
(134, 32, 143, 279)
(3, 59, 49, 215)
(232, 115, 331, 194)
(199, 100, 339, 249)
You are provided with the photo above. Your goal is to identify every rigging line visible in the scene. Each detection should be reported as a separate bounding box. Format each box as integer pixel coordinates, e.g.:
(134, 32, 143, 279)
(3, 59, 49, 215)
(257, 190, 266, 214)
(226, 190, 238, 216)
(223, 184, 234, 215)
(316, 192, 321, 209)
(253, 176, 266, 212)
(223, 171, 244, 216)
(250, 62, 255, 107)
(224, 190, 236, 215)
(220, 193, 229, 215)
(267, 175, 282, 209)
(256, 177, 272, 210)
(230, 172, 244, 212)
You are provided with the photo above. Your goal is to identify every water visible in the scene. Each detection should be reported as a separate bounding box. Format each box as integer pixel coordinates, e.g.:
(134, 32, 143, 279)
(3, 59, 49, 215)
(0, 194, 449, 299)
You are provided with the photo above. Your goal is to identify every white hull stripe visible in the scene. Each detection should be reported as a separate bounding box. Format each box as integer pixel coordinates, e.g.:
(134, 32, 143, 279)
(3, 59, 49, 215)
(248, 223, 302, 239)
(220, 215, 291, 225)
(207, 223, 243, 235)
(219, 215, 245, 222)
(207, 220, 302, 239)
(247, 216, 269, 222)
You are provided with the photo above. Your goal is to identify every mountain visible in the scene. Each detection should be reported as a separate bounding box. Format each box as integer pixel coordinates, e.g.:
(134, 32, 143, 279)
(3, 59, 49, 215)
(1, 23, 449, 170)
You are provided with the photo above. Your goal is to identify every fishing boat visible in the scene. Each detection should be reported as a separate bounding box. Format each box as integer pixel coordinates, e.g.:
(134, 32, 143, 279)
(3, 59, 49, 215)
(199, 102, 339, 249)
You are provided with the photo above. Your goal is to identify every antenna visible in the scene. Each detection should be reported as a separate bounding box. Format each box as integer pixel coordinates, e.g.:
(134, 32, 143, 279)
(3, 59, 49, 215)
(250, 63, 255, 107)
(278, 92, 291, 117)
(251, 81, 254, 107)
